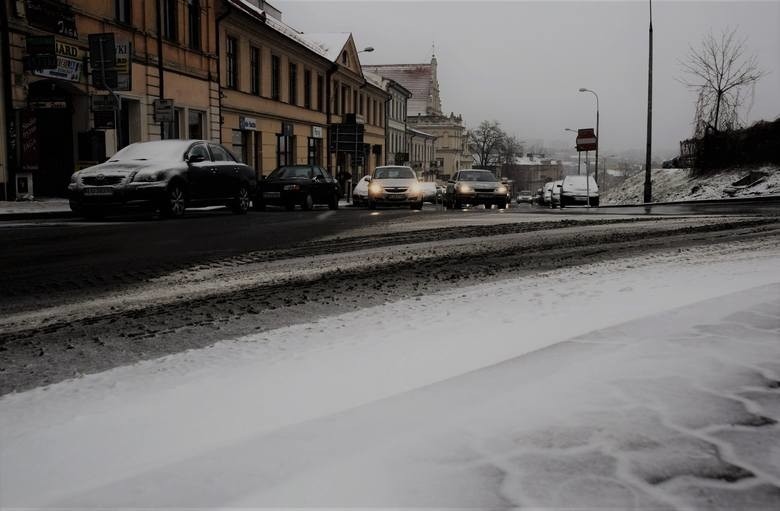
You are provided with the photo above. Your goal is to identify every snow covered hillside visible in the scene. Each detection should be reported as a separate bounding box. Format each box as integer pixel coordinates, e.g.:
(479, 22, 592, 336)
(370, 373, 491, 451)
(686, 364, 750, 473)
(604, 166, 780, 205)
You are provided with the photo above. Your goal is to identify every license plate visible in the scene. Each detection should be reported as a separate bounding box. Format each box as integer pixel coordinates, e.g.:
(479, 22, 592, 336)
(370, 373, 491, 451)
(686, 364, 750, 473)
(477, 193, 494, 198)
(263, 192, 280, 198)
(388, 193, 406, 199)
(83, 187, 114, 197)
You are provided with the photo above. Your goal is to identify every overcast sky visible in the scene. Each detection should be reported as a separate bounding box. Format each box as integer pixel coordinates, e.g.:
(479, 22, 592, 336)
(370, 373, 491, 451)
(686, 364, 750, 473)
(278, 1, 780, 158)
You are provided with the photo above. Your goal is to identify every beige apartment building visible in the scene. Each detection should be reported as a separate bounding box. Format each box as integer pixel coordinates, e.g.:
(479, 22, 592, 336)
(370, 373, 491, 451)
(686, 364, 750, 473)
(1, 0, 219, 198)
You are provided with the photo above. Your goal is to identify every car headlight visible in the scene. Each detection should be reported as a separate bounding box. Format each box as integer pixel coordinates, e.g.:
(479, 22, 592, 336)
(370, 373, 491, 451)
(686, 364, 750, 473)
(409, 183, 422, 195)
(133, 171, 164, 182)
(70, 172, 79, 184)
(458, 184, 473, 193)
(497, 185, 507, 194)
(369, 182, 383, 194)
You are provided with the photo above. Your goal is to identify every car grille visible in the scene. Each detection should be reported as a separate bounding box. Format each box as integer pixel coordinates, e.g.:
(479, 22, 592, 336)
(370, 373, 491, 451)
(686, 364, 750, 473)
(384, 187, 408, 193)
(81, 175, 125, 186)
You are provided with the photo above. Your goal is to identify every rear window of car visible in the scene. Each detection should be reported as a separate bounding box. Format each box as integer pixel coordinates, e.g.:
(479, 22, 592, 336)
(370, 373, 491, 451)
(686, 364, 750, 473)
(374, 167, 416, 179)
(269, 166, 313, 179)
(459, 171, 497, 182)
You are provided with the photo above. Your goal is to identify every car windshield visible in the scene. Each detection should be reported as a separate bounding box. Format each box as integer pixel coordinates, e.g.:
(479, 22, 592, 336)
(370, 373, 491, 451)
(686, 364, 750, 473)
(268, 166, 313, 179)
(459, 171, 497, 182)
(109, 141, 192, 162)
(374, 167, 416, 179)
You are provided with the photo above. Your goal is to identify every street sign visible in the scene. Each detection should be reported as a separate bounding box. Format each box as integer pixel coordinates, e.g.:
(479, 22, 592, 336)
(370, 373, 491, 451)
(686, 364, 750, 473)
(153, 99, 175, 123)
(576, 128, 598, 152)
(25, 36, 56, 70)
(88, 33, 116, 69)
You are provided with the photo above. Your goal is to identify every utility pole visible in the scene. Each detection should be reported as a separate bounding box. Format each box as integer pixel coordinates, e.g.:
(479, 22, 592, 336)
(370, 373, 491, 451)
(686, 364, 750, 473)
(643, 0, 653, 203)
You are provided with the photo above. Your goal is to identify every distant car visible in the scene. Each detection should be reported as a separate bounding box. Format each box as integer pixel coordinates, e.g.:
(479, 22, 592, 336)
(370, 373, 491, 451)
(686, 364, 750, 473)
(367, 165, 423, 210)
(535, 187, 545, 205)
(68, 139, 256, 219)
(516, 190, 533, 203)
(550, 180, 563, 208)
(258, 165, 340, 211)
(420, 182, 439, 203)
(352, 175, 370, 206)
(445, 169, 508, 209)
(541, 181, 555, 206)
(560, 175, 599, 207)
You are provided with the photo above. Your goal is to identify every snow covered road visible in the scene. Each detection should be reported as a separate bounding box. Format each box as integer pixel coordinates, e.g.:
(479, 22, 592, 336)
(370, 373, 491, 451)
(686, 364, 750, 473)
(1, 239, 779, 509)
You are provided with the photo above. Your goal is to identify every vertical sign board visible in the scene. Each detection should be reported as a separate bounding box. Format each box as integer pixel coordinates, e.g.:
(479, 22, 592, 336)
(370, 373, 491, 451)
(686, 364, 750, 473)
(576, 128, 598, 152)
(20, 112, 39, 172)
(25, 0, 78, 39)
(33, 39, 83, 82)
(153, 99, 175, 123)
(114, 40, 132, 91)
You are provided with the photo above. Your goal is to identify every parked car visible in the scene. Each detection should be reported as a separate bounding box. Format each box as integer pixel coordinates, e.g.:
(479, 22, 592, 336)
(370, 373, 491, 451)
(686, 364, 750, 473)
(258, 165, 340, 210)
(445, 169, 508, 209)
(366, 165, 423, 210)
(352, 175, 370, 206)
(560, 175, 599, 207)
(420, 182, 440, 203)
(68, 140, 256, 219)
(550, 180, 563, 208)
(516, 190, 533, 203)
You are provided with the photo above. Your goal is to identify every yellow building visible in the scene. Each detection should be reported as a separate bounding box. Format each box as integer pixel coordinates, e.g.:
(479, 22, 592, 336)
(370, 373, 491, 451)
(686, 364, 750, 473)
(1, 0, 219, 198)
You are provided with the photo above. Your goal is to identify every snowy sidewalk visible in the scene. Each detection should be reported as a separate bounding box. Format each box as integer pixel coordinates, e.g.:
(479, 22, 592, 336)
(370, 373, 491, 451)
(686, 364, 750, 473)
(0, 198, 72, 220)
(1, 240, 778, 509)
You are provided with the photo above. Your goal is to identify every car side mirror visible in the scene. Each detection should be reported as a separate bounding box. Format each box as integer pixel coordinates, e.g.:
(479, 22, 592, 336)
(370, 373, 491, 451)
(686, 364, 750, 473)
(188, 154, 206, 164)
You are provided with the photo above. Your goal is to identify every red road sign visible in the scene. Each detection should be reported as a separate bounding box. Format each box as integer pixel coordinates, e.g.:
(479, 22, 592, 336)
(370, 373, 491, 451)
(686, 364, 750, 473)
(576, 128, 598, 152)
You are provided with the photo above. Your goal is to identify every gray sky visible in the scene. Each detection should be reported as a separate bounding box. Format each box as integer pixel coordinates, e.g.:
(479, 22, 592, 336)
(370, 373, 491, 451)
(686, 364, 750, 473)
(278, 1, 780, 158)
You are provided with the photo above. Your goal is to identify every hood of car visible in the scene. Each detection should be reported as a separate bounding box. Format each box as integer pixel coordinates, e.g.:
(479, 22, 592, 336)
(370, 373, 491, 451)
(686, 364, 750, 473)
(373, 179, 417, 188)
(80, 161, 174, 175)
(459, 181, 500, 190)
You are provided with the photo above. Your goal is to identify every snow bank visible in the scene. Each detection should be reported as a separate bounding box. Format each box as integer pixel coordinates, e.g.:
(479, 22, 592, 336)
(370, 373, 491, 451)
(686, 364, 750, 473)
(605, 165, 780, 204)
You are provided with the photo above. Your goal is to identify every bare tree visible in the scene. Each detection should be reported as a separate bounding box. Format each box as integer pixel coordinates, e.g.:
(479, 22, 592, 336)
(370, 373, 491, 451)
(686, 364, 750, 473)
(468, 120, 505, 167)
(498, 135, 523, 166)
(680, 27, 763, 134)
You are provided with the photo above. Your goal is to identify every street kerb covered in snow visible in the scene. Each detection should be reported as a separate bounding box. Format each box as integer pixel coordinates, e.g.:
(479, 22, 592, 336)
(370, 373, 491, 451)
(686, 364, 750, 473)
(1, 238, 779, 508)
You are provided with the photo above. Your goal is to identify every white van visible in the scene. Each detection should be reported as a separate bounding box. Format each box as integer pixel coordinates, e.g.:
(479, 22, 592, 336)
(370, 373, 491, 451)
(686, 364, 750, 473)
(560, 175, 599, 207)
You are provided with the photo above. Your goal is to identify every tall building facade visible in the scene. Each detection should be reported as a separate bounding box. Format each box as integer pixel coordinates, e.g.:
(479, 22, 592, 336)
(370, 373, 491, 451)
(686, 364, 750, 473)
(364, 55, 471, 178)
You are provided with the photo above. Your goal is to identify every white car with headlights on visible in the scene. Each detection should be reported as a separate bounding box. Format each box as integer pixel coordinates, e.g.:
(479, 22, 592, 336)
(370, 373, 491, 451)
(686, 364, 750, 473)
(445, 169, 508, 209)
(352, 175, 370, 206)
(367, 166, 424, 210)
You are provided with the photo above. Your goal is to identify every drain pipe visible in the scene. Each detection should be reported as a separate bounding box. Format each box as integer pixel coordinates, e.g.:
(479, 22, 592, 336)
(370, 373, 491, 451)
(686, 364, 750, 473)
(0, 0, 15, 200)
(155, 0, 165, 138)
(215, 3, 231, 143)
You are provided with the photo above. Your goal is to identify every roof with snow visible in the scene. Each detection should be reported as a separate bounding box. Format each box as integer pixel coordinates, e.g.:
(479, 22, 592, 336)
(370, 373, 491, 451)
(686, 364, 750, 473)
(362, 70, 385, 90)
(363, 63, 440, 117)
(299, 33, 351, 63)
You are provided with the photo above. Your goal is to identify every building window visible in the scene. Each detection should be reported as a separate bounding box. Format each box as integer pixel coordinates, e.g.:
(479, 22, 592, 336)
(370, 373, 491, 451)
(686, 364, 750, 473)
(277, 134, 293, 167)
(232, 130, 246, 163)
(162, 0, 177, 42)
(250, 46, 260, 95)
(188, 0, 200, 50)
(341, 51, 347, 64)
(303, 69, 311, 109)
(359, 93, 364, 116)
(226, 36, 238, 89)
(163, 108, 183, 139)
(333, 80, 340, 113)
(340, 85, 348, 115)
(115, 0, 131, 24)
(353, 89, 358, 114)
(288, 62, 297, 105)
(271, 55, 280, 100)
(307, 137, 321, 166)
(188, 109, 205, 139)
(317, 74, 324, 112)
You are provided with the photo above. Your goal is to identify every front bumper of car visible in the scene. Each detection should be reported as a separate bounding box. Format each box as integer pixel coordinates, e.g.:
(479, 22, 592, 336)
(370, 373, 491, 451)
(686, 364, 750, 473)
(561, 193, 600, 206)
(452, 189, 507, 204)
(368, 190, 422, 204)
(68, 181, 168, 211)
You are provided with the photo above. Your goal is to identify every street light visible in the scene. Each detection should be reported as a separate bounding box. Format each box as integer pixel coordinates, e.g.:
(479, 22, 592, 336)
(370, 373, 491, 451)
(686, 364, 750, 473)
(644, 0, 653, 203)
(358, 46, 374, 54)
(578, 88, 599, 183)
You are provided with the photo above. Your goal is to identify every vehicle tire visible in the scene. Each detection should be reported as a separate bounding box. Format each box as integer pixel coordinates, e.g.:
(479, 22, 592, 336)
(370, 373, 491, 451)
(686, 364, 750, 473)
(411, 201, 423, 210)
(498, 201, 507, 210)
(328, 193, 339, 210)
(301, 193, 314, 211)
(453, 199, 461, 209)
(160, 182, 186, 218)
(232, 184, 250, 214)
(285, 202, 295, 211)
(368, 200, 377, 210)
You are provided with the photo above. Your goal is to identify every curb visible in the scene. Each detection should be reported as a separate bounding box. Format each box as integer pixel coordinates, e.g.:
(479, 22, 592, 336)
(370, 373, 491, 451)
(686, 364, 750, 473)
(0, 210, 74, 221)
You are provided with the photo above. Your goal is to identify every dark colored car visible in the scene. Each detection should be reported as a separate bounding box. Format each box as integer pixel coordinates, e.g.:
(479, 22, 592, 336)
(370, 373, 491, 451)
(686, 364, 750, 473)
(68, 140, 257, 218)
(445, 169, 508, 209)
(257, 165, 340, 210)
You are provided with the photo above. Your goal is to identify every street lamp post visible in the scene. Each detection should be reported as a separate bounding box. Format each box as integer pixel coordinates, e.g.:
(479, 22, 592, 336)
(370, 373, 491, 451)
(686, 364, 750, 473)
(579, 88, 599, 183)
(644, 0, 653, 203)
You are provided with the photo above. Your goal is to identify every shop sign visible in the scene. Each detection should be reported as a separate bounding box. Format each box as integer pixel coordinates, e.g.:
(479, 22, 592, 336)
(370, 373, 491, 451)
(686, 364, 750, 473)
(33, 55, 82, 82)
(89, 34, 132, 91)
(29, 100, 67, 109)
(311, 126, 323, 139)
(153, 99, 174, 123)
(21, 113, 39, 172)
(239, 116, 257, 131)
(25, 35, 56, 70)
(25, 0, 78, 39)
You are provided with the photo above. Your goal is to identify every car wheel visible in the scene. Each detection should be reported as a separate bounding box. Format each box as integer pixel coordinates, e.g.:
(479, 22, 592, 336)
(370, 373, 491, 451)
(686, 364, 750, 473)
(368, 200, 377, 210)
(498, 201, 507, 210)
(285, 202, 295, 211)
(301, 193, 314, 211)
(232, 184, 250, 214)
(411, 201, 423, 210)
(161, 183, 186, 218)
(328, 193, 339, 210)
(453, 199, 461, 209)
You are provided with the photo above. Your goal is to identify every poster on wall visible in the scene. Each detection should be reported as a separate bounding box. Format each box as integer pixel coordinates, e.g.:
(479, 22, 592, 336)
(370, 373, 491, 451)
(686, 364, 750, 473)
(21, 113, 39, 172)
